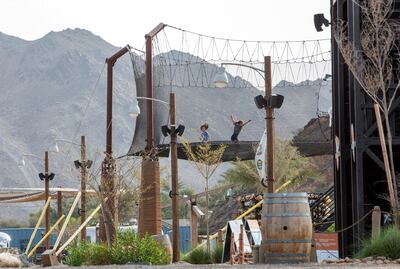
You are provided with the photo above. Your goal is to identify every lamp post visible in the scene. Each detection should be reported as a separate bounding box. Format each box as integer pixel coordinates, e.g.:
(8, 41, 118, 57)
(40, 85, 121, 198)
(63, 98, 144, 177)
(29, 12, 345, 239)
(135, 23, 167, 238)
(214, 56, 283, 193)
(129, 93, 184, 262)
(54, 136, 92, 241)
(19, 152, 55, 249)
(100, 45, 130, 243)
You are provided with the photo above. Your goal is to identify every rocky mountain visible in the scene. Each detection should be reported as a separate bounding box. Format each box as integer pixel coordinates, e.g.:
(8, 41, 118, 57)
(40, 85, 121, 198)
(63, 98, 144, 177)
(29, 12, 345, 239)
(0, 28, 331, 222)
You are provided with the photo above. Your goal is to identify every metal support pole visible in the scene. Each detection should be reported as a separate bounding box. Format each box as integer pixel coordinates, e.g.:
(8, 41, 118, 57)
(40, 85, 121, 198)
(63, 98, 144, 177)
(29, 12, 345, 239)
(264, 56, 275, 193)
(57, 190, 62, 232)
(80, 135, 87, 242)
(170, 93, 179, 262)
(44, 151, 50, 249)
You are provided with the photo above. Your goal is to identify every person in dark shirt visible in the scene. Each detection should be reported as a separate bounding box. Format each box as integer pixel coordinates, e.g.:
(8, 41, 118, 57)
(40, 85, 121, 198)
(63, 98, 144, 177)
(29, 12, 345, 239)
(230, 115, 251, 142)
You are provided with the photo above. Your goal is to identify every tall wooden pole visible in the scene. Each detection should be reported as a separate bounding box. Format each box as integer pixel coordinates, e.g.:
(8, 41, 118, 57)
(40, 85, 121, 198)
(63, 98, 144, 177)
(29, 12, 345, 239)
(264, 56, 275, 193)
(138, 23, 165, 237)
(145, 37, 154, 150)
(57, 190, 62, 232)
(100, 46, 129, 243)
(44, 151, 50, 249)
(170, 92, 180, 262)
(80, 135, 87, 242)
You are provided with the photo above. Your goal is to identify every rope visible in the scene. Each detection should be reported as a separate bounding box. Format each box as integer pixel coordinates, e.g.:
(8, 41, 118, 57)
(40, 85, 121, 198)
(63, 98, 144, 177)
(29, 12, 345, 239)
(57, 62, 106, 182)
(147, 25, 331, 89)
(165, 24, 331, 43)
(313, 209, 374, 233)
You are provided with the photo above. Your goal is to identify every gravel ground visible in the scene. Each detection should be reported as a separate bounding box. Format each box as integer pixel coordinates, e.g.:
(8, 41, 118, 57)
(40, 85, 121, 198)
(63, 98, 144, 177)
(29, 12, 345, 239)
(29, 263, 400, 269)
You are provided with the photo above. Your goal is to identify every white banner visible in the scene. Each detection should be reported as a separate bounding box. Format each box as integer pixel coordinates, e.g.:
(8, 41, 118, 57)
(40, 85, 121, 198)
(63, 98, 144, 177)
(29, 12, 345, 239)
(255, 130, 266, 182)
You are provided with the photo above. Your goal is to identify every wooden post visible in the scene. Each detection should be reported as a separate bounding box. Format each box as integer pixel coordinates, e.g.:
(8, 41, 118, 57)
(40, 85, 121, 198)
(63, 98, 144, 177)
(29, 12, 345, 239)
(80, 135, 87, 242)
(264, 56, 275, 193)
(252, 245, 260, 264)
(25, 198, 51, 255)
(230, 233, 235, 265)
(170, 93, 180, 262)
(217, 229, 223, 247)
(44, 151, 50, 249)
(53, 192, 81, 251)
(190, 198, 198, 248)
(372, 206, 381, 240)
(310, 232, 317, 262)
(57, 191, 62, 231)
(56, 199, 106, 256)
(239, 224, 244, 264)
(28, 215, 65, 258)
(100, 46, 129, 243)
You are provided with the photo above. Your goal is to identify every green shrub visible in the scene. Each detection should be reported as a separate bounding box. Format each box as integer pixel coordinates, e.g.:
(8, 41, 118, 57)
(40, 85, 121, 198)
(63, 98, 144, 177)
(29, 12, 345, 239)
(357, 226, 400, 260)
(64, 231, 169, 266)
(64, 242, 90, 266)
(212, 245, 224, 263)
(110, 231, 170, 265)
(86, 243, 109, 265)
(183, 247, 212, 264)
(326, 223, 335, 233)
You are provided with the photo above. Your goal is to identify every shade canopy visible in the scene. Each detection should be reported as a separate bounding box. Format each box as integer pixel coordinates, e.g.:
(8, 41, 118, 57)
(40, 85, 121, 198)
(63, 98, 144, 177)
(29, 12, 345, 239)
(0, 187, 97, 203)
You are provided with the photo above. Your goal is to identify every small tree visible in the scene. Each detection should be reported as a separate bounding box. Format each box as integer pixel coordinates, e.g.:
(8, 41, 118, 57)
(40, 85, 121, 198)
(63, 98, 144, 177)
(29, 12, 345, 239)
(333, 0, 400, 221)
(161, 178, 195, 219)
(86, 154, 142, 245)
(182, 140, 226, 253)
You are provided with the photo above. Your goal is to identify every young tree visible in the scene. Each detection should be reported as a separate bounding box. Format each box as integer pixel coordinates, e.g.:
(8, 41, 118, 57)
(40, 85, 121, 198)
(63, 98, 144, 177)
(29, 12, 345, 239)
(161, 178, 195, 219)
(86, 155, 142, 245)
(333, 0, 400, 220)
(182, 140, 226, 253)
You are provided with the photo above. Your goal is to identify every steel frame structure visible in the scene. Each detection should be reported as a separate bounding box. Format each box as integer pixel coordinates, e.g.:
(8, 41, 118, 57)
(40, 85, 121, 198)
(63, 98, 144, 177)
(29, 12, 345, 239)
(331, 0, 400, 257)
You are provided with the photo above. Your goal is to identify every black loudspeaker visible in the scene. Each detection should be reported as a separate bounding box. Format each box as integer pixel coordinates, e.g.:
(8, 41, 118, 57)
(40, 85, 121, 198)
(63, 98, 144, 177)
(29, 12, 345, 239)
(48, 173, 55, 181)
(86, 160, 93, 169)
(268, 94, 284, 109)
(175, 125, 185, 136)
(314, 13, 330, 32)
(39, 172, 55, 180)
(254, 95, 267, 109)
(161, 125, 171, 137)
(74, 160, 81, 169)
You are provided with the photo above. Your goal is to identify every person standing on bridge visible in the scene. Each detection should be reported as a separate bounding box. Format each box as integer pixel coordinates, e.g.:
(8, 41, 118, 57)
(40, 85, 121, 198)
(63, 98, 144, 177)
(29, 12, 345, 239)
(230, 115, 251, 142)
(200, 123, 209, 142)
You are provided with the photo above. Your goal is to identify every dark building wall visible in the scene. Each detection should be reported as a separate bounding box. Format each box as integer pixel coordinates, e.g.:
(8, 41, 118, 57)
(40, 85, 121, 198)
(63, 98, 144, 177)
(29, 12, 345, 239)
(331, 0, 400, 257)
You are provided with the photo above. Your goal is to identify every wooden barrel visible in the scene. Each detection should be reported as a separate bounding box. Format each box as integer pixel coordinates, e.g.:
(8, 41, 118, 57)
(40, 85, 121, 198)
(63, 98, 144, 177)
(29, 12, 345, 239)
(152, 234, 172, 263)
(260, 192, 312, 264)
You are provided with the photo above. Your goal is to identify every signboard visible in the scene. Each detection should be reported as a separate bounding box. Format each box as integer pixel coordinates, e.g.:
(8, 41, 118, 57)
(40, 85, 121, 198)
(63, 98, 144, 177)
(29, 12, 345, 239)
(255, 130, 266, 182)
(314, 233, 339, 262)
(245, 219, 261, 246)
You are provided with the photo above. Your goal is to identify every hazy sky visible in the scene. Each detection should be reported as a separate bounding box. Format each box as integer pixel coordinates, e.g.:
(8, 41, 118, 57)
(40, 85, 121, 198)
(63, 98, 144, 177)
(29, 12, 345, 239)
(0, 0, 331, 47)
